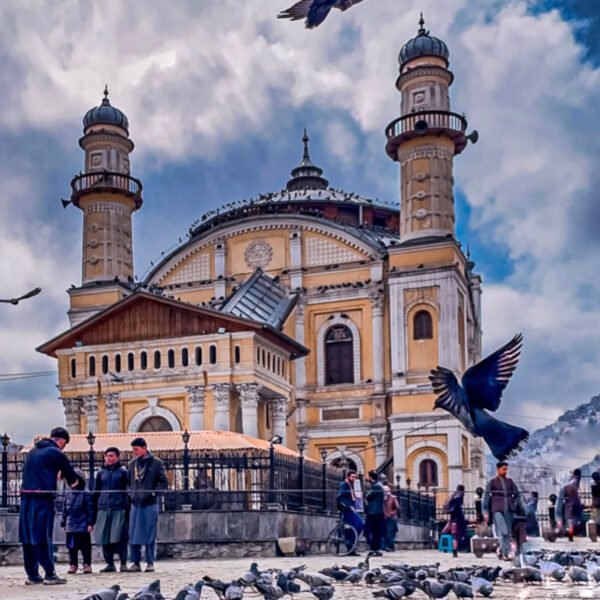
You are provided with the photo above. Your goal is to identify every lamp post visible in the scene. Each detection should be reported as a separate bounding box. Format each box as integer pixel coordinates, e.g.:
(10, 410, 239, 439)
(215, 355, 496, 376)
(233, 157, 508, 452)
(395, 473, 402, 506)
(182, 430, 191, 507)
(320, 448, 328, 512)
(1, 433, 9, 508)
(297, 438, 306, 510)
(268, 435, 282, 508)
(417, 481, 423, 523)
(86, 431, 96, 491)
(406, 477, 412, 521)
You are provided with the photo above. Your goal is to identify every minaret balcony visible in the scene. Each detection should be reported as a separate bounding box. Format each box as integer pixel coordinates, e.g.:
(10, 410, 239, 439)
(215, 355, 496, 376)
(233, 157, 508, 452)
(70, 171, 143, 209)
(385, 110, 468, 159)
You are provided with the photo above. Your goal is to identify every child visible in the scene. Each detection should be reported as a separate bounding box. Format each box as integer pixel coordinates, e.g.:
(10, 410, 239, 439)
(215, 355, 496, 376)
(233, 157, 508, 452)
(61, 470, 95, 574)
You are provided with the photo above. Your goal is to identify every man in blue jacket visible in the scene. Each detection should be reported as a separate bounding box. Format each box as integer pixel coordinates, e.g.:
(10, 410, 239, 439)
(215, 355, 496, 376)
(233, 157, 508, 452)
(19, 427, 78, 586)
(364, 470, 385, 556)
(336, 470, 364, 556)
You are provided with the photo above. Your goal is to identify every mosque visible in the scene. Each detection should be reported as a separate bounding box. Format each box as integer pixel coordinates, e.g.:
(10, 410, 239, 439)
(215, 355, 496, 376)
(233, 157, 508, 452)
(38, 18, 486, 493)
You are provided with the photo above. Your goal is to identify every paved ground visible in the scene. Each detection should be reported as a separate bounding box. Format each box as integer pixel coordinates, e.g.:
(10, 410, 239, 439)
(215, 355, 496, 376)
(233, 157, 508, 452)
(2, 539, 600, 599)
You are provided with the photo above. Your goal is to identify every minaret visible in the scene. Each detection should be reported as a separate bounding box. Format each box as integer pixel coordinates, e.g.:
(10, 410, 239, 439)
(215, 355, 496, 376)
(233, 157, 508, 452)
(385, 15, 477, 241)
(286, 130, 329, 191)
(70, 86, 143, 284)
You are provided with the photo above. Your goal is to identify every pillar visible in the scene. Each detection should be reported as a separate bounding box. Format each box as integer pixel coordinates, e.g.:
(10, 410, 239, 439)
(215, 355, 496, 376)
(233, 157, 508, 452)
(372, 431, 387, 469)
(237, 383, 261, 438)
(82, 394, 99, 434)
(62, 397, 82, 434)
(294, 302, 306, 390)
(371, 293, 385, 393)
(212, 383, 231, 431)
(214, 240, 226, 299)
(270, 397, 288, 446)
(186, 385, 205, 430)
(105, 392, 120, 433)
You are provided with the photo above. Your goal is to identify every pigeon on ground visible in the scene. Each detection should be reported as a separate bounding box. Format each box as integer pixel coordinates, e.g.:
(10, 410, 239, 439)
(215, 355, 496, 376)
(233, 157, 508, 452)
(469, 577, 493, 597)
(568, 566, 589, 584)
(319, 567, 349, 581)
(255, 579, 285, 600)
(309, 586, 335, 600)
(415, 579, 454, 600)
(133, 580, 162, 600)
(83, 585, 121, 600)
(278, 0, 365, 29)
(116, 595, 129, 600)
(224, 581, 245, 600)
(586, 561, 600, 583)
(429, 333, 528, 460)
(296, 572, 334, 588)
(452, 582, 474, 598)
(539, 561, 566, 582)
(174, 581, 204, 600)
(372, 585, 409, 599)
(203, 575, 230, 597)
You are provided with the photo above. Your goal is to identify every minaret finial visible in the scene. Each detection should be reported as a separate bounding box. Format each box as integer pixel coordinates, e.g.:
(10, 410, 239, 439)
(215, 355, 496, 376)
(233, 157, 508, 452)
(103, 84, 110, 104)
(418, 13, 428, 36)
(302, 128, 310, 161)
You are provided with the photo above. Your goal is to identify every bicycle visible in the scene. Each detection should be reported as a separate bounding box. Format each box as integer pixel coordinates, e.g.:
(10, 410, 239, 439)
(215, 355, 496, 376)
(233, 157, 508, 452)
(326, 514, 359, 556)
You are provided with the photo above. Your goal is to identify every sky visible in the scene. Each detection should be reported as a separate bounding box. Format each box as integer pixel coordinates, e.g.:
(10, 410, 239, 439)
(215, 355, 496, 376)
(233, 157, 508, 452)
(0, 0, 599, 452)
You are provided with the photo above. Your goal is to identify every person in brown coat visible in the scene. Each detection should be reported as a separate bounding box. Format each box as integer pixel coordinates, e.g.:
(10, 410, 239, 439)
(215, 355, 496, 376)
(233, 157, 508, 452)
(556, 469, 583, 541)
(482, 461, 523, 560)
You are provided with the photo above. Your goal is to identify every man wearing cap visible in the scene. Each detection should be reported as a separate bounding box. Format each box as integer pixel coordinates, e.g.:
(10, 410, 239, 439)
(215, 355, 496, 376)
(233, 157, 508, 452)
(127, 437, 168, 572)
(19, 427, 79, 586)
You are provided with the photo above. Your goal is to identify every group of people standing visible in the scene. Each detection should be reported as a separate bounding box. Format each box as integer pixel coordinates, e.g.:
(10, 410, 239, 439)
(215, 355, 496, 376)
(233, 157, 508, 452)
(337, 469, 401, 556)
(18, 427, 168, 586)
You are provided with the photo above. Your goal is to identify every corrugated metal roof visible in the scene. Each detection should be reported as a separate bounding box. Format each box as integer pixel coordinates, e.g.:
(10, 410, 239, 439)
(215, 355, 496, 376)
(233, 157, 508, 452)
(26, 431, 300, 456)
(221, 269, 297, 329)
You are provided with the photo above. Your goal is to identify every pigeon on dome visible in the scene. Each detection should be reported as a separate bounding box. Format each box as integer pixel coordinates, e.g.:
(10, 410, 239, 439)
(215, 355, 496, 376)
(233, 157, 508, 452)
(429, 333, 529, 460)
(278, 0, 365, 29)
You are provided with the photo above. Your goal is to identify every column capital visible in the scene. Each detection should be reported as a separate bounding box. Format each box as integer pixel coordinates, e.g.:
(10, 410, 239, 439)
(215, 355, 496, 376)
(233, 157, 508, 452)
(186, 385, 206, 408)
(81, 394, 98, 417)
(237, 383, 262, 406)
(270, 396, 288, 416)
(212, 383, 232, 401)
(105, 392, 120, 413)
(370, 292, 385, 315)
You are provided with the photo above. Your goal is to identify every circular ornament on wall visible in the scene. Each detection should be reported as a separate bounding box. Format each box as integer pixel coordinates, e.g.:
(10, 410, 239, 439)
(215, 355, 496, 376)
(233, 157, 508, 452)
(244, 240, 273, 269)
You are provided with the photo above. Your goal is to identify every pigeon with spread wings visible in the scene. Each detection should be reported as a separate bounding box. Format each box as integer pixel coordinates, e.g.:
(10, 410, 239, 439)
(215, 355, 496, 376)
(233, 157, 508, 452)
(278, 0, 365, 29)
(429, 333, 529, 460)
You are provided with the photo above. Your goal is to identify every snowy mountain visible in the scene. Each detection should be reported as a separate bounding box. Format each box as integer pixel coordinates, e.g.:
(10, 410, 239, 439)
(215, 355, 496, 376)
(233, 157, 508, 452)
(504, 394, 600, 492)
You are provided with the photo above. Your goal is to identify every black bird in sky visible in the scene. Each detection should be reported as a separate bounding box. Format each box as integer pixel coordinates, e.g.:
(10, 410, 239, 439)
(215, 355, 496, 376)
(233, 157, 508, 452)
(429, 333, 529, 460)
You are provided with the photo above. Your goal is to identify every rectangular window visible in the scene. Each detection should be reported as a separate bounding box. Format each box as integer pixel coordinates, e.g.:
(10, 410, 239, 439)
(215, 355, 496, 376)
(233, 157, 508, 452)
(322, 408, 360, 421)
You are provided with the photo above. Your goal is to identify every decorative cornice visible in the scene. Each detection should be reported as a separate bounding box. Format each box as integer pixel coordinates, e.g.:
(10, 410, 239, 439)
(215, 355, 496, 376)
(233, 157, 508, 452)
(398, 146, 454, 164)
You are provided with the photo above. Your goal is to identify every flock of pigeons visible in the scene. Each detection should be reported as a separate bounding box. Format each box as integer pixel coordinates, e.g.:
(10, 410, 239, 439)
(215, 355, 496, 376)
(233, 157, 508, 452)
(81, 550, 600, 600)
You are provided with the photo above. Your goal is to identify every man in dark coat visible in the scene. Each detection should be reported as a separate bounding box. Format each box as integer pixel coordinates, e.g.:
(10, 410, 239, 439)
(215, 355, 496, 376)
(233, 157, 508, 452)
(94, 447, 129, 572)
(364, 470, 385, 557)
(19, 427, 79, 585)
(483, 461, 523, 560)
(557, 469, 583, 541)
(591, 472, 600, 529)
(127, 437, 168, 572)
(336, 470, 364, 556)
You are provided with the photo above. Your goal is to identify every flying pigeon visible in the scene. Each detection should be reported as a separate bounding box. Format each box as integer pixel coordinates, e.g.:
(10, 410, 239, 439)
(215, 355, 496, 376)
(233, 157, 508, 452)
(429, 333, 529, 460)
(278, 0, 365, 29)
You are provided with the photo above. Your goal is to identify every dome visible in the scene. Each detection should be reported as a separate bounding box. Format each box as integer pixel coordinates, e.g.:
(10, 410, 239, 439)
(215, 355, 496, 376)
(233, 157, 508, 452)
(83, 86, 129, 133)
(399, 15, 449, 69)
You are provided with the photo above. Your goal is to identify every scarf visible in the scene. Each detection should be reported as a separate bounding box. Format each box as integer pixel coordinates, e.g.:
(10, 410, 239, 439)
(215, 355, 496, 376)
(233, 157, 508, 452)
(134, 453, 152, 485)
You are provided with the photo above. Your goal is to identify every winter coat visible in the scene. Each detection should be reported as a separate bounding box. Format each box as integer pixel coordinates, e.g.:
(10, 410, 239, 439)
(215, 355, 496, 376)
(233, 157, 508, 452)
(61, 479, 95, 533)
(557, 478, 583, 521)
(128, 453, 168, 507)
(337, 480, 356, 512)
(483, 476, 522, 516)
(592, 482, 600, 509)
(20, 438, 78, 500)
(94, 462, 129, 512)
(365, 481, 385, 515)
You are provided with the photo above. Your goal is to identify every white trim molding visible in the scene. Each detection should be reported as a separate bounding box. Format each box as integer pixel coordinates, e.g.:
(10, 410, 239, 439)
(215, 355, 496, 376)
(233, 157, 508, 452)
(316, 313, 361, 386)
(326, 448, 366, 476)
(128, 405, 181, 432)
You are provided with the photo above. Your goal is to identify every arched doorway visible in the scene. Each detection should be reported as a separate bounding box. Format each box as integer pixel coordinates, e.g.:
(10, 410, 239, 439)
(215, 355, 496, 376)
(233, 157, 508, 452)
(138, 416, 173, 432)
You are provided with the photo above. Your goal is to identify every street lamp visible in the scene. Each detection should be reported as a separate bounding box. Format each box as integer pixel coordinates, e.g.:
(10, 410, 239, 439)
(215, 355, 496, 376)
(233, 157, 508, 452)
(1, 433, 9, 508)
(181, 430, 191, 505)
(319, 449, 328, 511)
(86, 431, 96, 491)
(395, 473, 402, 504)
(297, 438, 306, 510)
(268, 434, 282, 506)
(0, 287, 42, 305)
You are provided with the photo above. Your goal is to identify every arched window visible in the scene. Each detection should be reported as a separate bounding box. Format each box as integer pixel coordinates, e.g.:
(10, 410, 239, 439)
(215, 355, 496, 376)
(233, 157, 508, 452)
(89, 356, 96, 377)
(168, 349, 175, 369)
(138, 416, 173, 432)
(413, 310, 433, 340)
(102, 355, 109, 375)
(181, 348, 189, 367)
(154, 350, 161, 369)
(70, 358, 77, 379)
(267, 352, 271, 371)
(419, 459, 438, 487)
(140, 351, 148, 370)
(128, 352, 135, 371)
(325, 325, 354, 385)
(234, 346, 241, 364)
(261, 349, 266, 366)
(195, 346, 202, 366)
(256, 347, 260, 364)
(209, 345, 217, 365)
(114, 354, 122, 373)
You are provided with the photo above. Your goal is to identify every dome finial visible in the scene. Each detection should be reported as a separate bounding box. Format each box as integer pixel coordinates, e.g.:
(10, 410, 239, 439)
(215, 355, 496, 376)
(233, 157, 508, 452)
(418, 13, 428, 36)
(102, 84, 110, 105)
(302, 128, 310, 161)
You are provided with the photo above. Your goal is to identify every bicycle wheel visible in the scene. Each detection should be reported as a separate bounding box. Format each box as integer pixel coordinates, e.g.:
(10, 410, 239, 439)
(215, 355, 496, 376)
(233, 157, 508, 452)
(327, 521, 358, 556)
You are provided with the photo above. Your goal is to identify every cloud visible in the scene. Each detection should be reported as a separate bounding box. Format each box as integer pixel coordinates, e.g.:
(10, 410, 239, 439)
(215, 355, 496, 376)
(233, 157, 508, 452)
(0, 0, 599, 453)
